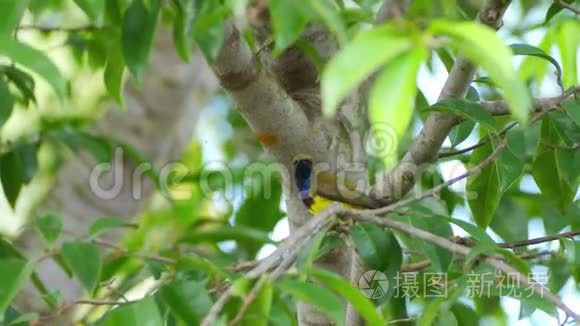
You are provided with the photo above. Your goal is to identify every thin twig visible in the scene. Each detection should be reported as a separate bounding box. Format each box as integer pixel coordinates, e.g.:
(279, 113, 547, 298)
(17, 25, 106, 33)
(230, 221, 325, 325)
(353, 139, 507, 217)
(518, 250, 554, 260)
(439, 121, 518, 159)
(90, 238, 176, 265)
(556, 0, 580, 15)
(438, 140, 488, 158)
(73, 299, 139, 306)
(543, 143, 580, 151)
(388, 317, 416, 324)
(343, 212, 580, 322)
(230, 276, 270, 325)
(400, 260, 431, 272)
(201, 210, 337, 326)
(499, 230, 580, 248)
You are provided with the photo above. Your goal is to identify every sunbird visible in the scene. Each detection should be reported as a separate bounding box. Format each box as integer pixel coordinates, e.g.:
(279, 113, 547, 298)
(293, 158, 334, 214)
(293, 157, 382, 214)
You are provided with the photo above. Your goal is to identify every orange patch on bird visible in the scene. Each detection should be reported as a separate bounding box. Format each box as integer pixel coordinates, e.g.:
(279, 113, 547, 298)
(256, 133, 280, 146)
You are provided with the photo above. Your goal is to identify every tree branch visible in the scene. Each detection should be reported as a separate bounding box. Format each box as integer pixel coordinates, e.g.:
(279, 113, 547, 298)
(211, 21, 328, 165)
(555, 0, 580, 15)
(483, 85, 580, 116)
(343, 211, 580, 322)
(370, 0, 512, 204)
(377, 0, 410, 23)
(201, 209, 337, 326)
(499, 230, 580, 248)
(359, 138, 506, 216)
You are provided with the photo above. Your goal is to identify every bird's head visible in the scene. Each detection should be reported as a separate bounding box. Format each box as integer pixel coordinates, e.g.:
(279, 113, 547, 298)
(292, 158, 313, 197)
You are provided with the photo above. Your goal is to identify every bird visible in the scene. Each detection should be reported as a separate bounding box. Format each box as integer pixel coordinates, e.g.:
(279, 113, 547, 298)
(293, 157, 334, 214)
(293, 157, 382, 214)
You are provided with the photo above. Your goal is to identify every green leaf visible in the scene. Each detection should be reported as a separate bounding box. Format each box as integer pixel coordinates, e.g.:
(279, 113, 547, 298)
(104, 43, 125, 106)
(122, 0, 160, 83)
(177, 255, 229, 278)
(429, 21, 532, 123)
(0, 37, 67, 99)
(157, 276, 212, 325)
(561, 100, 580, 127)
(351, 223, 399, 271)
(449, 120, 475, 147)
(562, 238, 580, 265)
(54, 129, 112, 163)
(295, 231, 328, 271)
(172, 0, 196, 62)
(430, 99, 498, 132)
(369, 46, 427, 168)
(532, 116, 576, 214)
(269, 293, 295, 326)
(0, 258, 33, 314)
(306, 0, 348, 46)
(191, 2, 228, 63)
(270, 0, 309, 55)
(60, 242, 102, 293)
(490, 198, 528, 243)
(73, 0, 104, 22)
(241, 277, 273, 326)
(555, 20, 579, 88)
(41, 290, 62, 311)
(322, 25, 413, 115)
(276, 277, 344, 326)
(419, 280, 465, 326)
(466, 142, 502, 228)
(509, 43, 562, 85)
(0, 0, 29, 36)
(447, 218, 496, 248)
(105, 0, 125, 25)
(235, 176, 284, 255)
(0, 239, 53, 310)
(0, 78, 14, 128)
(451, 303, 480, 325)
(182, 225, 274, 246)
(559, 148, 580, 187)
(7, 312, 38, 325)
(308, 268, 385, 325)
(2, 65, 36, 105)
(394, 213, 453, 272)
(88, 217, 135, 238)
(552, 110, 580, 144)
(102, 296, 162, 326)
(0, 143, 38, 208)
(350, 223, 402, 304)
(518, 31, 554, 83)
(497, 129, 526, 192)
(547, 256, 571, 293)
(35, 213, 63, 244)
(545, 0, 574, 23)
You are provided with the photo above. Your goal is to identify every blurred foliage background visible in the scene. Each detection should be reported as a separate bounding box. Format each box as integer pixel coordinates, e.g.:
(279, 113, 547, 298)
(0, 0, 578, 325)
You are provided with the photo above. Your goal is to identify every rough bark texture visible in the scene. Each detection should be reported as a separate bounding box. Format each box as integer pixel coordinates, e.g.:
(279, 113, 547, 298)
(15, 27, 217, 312)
